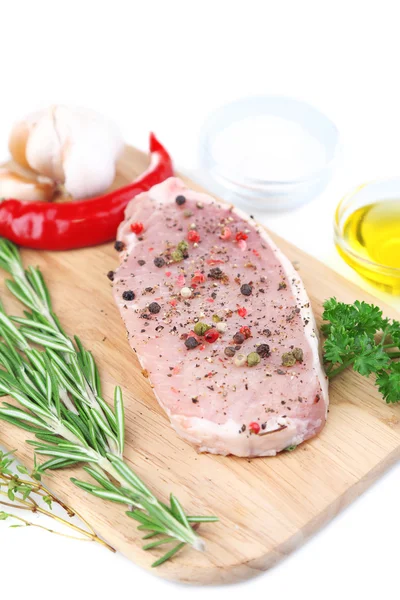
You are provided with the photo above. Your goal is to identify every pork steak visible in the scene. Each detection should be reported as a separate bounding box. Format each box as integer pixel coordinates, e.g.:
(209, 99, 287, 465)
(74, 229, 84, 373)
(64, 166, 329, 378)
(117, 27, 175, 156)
(113, 177, 328, 457)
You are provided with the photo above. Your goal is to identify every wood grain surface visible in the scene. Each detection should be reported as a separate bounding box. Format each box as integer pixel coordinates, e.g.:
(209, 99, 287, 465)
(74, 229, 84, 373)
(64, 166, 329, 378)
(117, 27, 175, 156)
(0, 145, 399, 584)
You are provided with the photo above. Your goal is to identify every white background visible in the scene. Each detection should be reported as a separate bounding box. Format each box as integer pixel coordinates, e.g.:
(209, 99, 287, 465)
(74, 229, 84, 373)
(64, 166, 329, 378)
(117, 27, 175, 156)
(0, 1, 399, 599)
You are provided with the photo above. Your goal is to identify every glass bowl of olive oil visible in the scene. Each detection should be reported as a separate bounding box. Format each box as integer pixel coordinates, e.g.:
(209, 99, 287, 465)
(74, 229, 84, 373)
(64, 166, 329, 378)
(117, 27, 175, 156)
(335, 178, 400, 294)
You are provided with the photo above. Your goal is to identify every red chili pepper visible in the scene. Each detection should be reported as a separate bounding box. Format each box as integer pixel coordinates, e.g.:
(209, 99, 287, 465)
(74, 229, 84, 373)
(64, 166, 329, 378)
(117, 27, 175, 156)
(187, 230, 201, 243)
(0, 133, 173, 250)
(249, 422, 260, 434)
(236, 231, 248, 242)
(130, 222, 144, 235)
(204, 328, 220, 343)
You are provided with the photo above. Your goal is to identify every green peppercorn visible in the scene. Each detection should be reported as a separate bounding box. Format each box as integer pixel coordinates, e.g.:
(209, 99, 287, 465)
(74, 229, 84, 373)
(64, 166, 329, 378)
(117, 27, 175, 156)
(194, 322, 211, 336)
(282, 352, 296, 367)
(293, 347, 303, 362)
(247, 352, 261, 367)
(177, 240, 189, 253)
(171, 249, 183, 262)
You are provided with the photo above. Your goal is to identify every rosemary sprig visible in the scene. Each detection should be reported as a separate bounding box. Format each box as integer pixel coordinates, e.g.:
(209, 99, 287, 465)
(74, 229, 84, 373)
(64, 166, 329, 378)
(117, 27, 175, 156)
(0, 240, 217, 566)
(0, 448, 115, 549)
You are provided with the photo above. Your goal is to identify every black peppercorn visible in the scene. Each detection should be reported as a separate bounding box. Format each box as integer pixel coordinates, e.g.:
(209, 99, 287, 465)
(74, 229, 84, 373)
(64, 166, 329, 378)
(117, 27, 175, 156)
(148, 302, 161, 314)
(233, 332, 245, 345)
(208, 267, 224, 279)
(257, 343, 270, 358)
(240, 283, 252, 296)
(122, 290, 135, 301)
(175, 195, 186, 206)
(224, 346, 236, 357)
(107, 270, 115, 281)
(263, 328, 271, 337)
(114, 240, 125, 252)
(185, 336, 199, 349)
(154, 256, 166, 268)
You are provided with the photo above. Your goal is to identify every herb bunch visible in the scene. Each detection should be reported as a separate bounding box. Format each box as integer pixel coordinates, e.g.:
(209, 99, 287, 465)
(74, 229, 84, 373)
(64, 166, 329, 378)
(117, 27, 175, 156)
(0, 448, 114, 549)
(322, 297, 400, 402)
(0, 239, 217, 567)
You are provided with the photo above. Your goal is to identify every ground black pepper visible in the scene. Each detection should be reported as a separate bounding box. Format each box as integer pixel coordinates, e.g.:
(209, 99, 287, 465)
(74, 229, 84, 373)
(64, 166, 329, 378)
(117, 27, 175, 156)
(138, 259, 146, 266)
(107, 270, 115, 281)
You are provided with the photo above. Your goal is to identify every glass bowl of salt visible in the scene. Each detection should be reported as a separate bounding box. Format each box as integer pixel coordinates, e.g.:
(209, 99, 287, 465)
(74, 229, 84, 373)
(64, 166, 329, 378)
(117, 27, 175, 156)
(199, 96, 339, 211)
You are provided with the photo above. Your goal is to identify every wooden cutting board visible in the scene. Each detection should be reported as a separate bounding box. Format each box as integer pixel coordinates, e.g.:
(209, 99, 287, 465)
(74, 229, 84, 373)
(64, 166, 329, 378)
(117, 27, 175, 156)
(0, 145, 399, 585)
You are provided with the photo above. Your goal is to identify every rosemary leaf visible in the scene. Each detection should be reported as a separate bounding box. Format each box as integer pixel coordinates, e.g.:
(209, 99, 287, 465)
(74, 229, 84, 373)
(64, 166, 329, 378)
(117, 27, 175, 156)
(0, 239, 217, 566)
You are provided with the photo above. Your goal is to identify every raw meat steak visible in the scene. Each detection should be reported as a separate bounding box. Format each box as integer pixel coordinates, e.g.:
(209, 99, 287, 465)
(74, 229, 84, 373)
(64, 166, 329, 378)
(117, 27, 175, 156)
(112, 177, 329, 457)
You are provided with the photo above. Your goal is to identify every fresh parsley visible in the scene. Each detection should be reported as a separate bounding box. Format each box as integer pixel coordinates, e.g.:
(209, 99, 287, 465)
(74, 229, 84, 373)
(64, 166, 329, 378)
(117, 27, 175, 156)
(322, 298, 400, 403)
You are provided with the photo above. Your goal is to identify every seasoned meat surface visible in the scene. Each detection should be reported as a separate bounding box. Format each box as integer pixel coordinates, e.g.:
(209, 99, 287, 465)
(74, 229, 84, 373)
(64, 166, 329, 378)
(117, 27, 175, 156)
(113, 177, 328, 456)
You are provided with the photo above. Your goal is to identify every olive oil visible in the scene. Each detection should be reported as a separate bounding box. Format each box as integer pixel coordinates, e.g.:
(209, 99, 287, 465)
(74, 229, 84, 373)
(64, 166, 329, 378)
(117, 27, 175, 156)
(338, 199, 400, 293)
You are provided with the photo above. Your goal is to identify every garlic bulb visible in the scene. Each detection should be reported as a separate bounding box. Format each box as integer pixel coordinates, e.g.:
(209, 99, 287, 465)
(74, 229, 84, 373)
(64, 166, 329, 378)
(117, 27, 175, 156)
(9, 106, 124, 199)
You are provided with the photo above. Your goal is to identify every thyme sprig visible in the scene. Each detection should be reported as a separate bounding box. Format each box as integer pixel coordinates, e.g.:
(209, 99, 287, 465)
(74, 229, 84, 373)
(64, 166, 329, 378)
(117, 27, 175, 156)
(0, 240, 217, 567)
(0, 448, 114, 549)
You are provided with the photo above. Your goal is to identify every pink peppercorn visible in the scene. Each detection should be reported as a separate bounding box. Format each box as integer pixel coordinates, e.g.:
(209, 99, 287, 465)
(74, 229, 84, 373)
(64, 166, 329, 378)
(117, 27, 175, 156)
(130, 222, 144, 234)
(249, 422, 260, 434)
(187, 230, 201, 243)
(191, 271, 205, 286)
(204, 328, 220, 343)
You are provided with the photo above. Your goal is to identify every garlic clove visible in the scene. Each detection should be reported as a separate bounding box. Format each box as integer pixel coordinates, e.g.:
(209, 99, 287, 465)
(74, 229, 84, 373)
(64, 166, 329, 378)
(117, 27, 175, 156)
(25, 106, 65, 181)
(56, 106, 124, 198)
(0, 167, 55, 202)
(8, 109, 45, 171)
